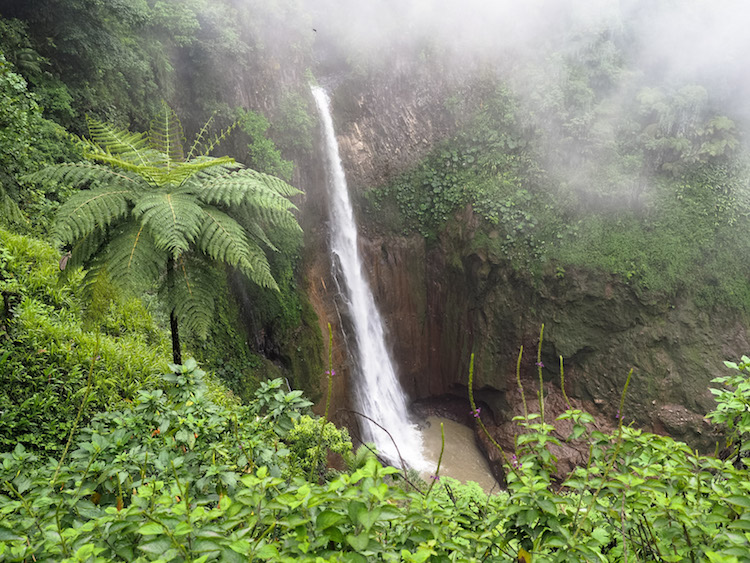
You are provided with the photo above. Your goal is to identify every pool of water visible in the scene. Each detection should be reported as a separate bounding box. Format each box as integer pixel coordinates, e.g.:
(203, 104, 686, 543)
(419, 416, 500, 493)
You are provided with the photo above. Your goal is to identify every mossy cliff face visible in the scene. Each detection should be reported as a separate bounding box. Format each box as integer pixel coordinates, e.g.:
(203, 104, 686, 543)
(360, 210, 749, 450)
(300, 74, 749, 456)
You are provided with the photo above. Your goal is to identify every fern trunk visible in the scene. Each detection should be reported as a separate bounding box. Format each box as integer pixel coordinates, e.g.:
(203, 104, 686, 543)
(167, 256, 182, 365)
(170, 309, 182, 365)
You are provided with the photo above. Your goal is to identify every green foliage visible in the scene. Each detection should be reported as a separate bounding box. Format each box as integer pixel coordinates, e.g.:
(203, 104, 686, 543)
(237, 108, 295, 181)
(28, 107, 302, 360)
(637, 85, 740, 176)
(3, 351, 750, 561)
(286, 415, 353, 479)
(272, 90, 317, 155)
(0, 228, 169, 454)
(0, 50, 81, 230)
(370, 64, 750, 313)
(708, 356, 750, 462)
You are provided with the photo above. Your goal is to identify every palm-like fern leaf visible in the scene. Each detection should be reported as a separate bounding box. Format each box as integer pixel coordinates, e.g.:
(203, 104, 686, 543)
(162, 255, 222, 339)
(133, 192, 204, 256)
(85, 117, 162, 185)
(52, 186, 137, 245)
(86, 117, 153, 165)
(245, 220, 279, 252)
(153, 156, 236, 188)
(106, 224, 164, 292)
(62, 229, 106, 277)
(196, 168, 302, 206)
(241, 169, 302, 198)
(185, 115, 214, 161)
(26, 161, 144, 190)
(0, 185, 24, 224)
(197, 206, 257, 267)
(149, 104, 185, 167)
(238, 238, 279, 291)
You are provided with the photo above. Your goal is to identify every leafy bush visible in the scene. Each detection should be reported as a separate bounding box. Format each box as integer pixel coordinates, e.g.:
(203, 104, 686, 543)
(0, 51, 80, 230)
(0, 228, 169, 454)
(2, 347, 750, 561)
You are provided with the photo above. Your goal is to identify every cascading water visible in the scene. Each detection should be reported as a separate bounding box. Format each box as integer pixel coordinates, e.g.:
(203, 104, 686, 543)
(312, 86, 427, 470)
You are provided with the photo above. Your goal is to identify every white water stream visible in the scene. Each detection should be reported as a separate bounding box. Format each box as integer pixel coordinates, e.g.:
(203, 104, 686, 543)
(312, 86, 427, 471)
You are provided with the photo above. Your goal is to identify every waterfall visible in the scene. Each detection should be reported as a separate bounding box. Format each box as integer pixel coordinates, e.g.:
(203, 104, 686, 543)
(312, 86, 426, 470)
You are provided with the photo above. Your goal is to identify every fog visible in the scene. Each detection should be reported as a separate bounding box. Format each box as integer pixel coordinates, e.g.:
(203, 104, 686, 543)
(300, 0, 750, 121)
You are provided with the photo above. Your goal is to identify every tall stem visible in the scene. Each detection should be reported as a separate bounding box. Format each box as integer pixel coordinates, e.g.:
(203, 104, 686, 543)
(167, 256, 182, 366)
(170, 309, 182, 365)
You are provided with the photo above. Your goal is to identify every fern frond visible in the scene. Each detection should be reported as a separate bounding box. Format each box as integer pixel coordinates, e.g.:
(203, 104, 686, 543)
(194, 168, 302, 211)
(237, 238, 279, 291)
(197, 120, 240, 157)
(162, 255, 221, 339)
(240, 169, 303, 198)
(186, 115, 214, 161)
(106, 224, 164, 292)
(86, 117, 151, 164)
(245, 220, 279, 252)
(61, 229, 106, 277)
(0, 185, 25, 225)
(197, 206, 257, 267)
(196, 207, 280, 289)
(237, 196, 302, 233)
(25, 161, 144, 190)
(133, 192, 204, 256)
(149, 103, 185, 168)
(84, 153, 164, 186)
(155, 156, 236, 188)
(52, 186, 136, 245)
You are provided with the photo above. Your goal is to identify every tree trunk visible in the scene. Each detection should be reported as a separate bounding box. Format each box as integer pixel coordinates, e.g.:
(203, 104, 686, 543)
(167, 256, 182, 366)
(170, 309, 182, 365)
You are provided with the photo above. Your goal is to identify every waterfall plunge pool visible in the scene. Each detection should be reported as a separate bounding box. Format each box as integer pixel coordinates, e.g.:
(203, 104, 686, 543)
(418, 416, 500, 494)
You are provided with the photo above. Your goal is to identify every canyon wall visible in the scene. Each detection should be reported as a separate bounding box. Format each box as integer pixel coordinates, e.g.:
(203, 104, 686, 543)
(299, 72, 749, 456)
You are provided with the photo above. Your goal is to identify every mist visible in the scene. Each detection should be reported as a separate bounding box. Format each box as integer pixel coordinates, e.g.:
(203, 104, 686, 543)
(299, 0, 750, 123)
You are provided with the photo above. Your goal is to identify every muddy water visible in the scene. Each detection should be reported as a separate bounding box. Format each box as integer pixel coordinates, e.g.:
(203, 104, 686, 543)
(419, 416, 500, 493)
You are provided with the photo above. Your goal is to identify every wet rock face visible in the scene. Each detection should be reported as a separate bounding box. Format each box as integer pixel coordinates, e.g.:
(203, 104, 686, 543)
(329, 69, 456, 192)
(301, 70, 745, 465)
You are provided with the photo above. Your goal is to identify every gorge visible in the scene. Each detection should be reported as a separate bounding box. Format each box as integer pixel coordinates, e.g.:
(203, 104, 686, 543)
(5, 1, 750, 558)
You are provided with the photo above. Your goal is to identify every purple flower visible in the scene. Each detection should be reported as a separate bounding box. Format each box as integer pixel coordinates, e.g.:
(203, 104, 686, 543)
(430, 475, 440, 481)
(536, 361, 544, 368)
(325, 369, 336, 377)
(471, 407, 481, 418)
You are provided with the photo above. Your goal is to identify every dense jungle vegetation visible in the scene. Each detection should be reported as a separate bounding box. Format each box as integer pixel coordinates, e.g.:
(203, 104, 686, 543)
(2, 0, 750, 561)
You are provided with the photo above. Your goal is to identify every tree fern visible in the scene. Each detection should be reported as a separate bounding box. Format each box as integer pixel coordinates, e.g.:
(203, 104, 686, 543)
(37, 105, 302, 364)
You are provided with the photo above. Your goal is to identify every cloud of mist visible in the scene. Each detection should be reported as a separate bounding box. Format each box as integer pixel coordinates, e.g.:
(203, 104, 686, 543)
(303, 0, 750, 119)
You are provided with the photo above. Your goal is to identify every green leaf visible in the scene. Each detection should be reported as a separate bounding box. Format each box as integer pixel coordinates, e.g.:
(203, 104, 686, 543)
(0, 526, 22, 541)
(138, 522, 164, 535)
(138, 537, 173, 554)
(346, 532, 370, 552)
(255, 544, 279, 558)
(357, 507, 381, 531)
(726, 495, 750, 509)
(316, 510, 344, 530)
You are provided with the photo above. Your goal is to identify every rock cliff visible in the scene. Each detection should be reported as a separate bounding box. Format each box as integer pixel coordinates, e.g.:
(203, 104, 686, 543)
(299, 72, 748, 474)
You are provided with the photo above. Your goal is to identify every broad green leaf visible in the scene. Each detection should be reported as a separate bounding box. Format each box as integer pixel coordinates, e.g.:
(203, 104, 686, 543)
(316, 510, 344, 530)
(346, 532, 370, 551)
(138, 522, 164, 535)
